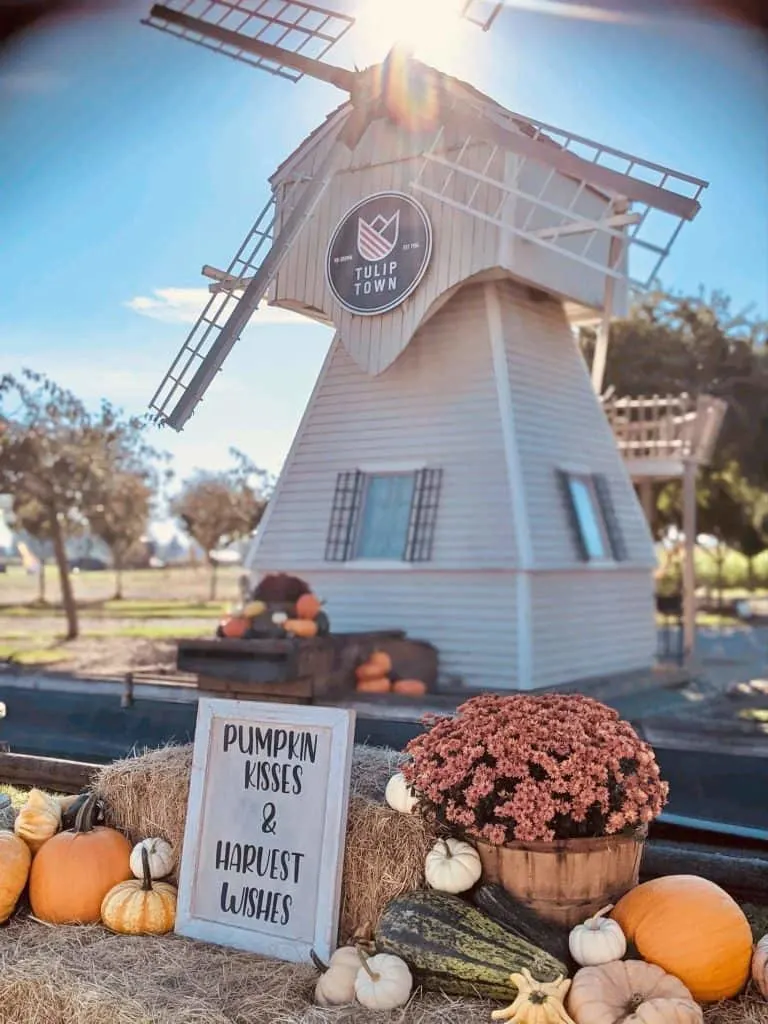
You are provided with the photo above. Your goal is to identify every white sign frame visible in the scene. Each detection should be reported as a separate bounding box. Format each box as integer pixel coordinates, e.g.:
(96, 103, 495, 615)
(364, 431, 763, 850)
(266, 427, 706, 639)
(175, 698, 355, 963)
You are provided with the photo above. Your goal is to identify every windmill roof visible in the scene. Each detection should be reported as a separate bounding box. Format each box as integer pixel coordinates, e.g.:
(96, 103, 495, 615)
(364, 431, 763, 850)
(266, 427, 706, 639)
(269, 61, 544, 186)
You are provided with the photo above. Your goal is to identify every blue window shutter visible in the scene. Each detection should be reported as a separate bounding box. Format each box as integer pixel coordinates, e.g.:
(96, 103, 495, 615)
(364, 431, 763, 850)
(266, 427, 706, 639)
(405, 468, 443, 562)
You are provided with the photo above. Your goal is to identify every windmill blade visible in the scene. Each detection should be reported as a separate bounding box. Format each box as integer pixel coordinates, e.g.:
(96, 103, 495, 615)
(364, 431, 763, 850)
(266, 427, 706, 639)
(150, 109, 364, 431)
(143, 0, 355, 82)
(461, 1, 504, 29)
(409, 73, 707, 294)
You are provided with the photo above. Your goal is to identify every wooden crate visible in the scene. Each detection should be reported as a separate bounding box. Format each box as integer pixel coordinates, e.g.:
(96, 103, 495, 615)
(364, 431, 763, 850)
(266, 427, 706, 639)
(177, 631, 439, 703)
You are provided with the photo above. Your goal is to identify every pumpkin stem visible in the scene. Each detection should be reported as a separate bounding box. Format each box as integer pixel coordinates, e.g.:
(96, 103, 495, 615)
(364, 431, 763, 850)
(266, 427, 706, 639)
(140, 845, 154, 892)
(73, 794, 100, 834)
(309, 950, 329, 973)
(588, 905, 614, 928)
(356, 948, 380, 983)
(440, 838, 452, 858)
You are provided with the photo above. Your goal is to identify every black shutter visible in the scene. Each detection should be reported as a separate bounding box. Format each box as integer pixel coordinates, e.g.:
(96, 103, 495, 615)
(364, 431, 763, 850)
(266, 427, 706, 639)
(593, 473, 628, 561)
(404, 468, 443, 562)
(557, 469, 589, 561)
(325, 471, 365, 562)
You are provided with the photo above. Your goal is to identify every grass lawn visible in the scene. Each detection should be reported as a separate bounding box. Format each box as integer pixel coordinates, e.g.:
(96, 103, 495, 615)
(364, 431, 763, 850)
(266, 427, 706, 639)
(0, 564, 242, 607)
(0, 566, 237, 672)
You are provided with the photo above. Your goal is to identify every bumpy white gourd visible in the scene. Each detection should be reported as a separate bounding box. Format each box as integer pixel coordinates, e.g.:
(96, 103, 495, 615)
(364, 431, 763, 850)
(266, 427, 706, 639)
(424, 837, 482, 894)
(384, 772, 418, 814)
(568, 905, 627, 967)
(130, 837, 175, 880)
(354, 953, 412, 1010)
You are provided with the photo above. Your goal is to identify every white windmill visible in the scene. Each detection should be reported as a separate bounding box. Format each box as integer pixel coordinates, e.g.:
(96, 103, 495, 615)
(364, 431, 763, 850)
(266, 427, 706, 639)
(146, 0, 708, 692)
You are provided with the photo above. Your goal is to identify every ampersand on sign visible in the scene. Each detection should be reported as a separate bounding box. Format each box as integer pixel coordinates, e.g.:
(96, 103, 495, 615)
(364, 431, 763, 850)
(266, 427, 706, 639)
(261, 802, 277, 834)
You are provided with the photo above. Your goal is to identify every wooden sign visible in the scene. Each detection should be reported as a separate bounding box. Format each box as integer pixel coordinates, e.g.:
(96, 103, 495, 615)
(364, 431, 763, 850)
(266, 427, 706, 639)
(175, 698, 355, 962)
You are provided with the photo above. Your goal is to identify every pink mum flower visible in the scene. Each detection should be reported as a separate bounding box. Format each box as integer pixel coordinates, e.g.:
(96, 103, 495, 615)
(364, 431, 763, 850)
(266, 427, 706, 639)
(401, 694, 668, 844)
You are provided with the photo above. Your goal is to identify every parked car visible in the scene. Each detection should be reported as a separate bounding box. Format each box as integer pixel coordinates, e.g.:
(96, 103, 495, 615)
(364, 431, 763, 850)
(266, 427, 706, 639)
(68, 556, 108, 572)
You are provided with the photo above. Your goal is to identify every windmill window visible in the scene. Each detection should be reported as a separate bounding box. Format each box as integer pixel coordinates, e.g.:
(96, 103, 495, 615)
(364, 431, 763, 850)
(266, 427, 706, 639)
(559, 471, 628, 563)
(355, 474, 415, 560)
(325, 468, 442, 563)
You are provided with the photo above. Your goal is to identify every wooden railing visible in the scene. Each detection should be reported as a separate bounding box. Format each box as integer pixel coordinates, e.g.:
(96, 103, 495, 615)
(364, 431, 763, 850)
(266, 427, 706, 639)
(603, 393, 726, 465)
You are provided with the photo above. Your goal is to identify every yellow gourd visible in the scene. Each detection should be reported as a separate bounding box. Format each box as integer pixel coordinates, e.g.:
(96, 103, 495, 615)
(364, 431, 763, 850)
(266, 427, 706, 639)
(284, 618, 318, 638)
(492, 969, 576, 1023)
(243, 600, 267, 618)
(14, 788, 62, 853)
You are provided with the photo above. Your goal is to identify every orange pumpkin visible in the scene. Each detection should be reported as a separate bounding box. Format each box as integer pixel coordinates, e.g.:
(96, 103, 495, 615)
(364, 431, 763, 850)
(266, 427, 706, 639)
(370, 650, 392, 675)
(284, 618, 319, 639)
(611, 875, 753, 1002)
(356, 662, 386, 682)
(355, 677, 392, 694)
(393, 679, 427, 697)
(29, 795, 133, 925)
(296, 593, 323, 620)
(221, 615, 249, 639)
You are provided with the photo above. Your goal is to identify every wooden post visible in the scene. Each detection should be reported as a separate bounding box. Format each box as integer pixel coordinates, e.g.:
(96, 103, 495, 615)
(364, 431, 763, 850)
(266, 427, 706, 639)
(682, 457, 697, 661)
(121, 672, 134, 709)
(591, 205, 627, 396)
(0, 752, 98, 793)
(638, 478, 654, 526)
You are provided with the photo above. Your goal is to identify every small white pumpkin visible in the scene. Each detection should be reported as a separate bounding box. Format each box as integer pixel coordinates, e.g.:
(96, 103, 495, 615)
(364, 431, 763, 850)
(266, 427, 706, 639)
(354, 952, 412, 1010)
(569, 904, 627, 966)
(130, 837, 175, 880)
(425, 837, 482, 894)
(272, 612, 288, 625)
(385, 772, 418, 814)
(312, 946, 361, 1006)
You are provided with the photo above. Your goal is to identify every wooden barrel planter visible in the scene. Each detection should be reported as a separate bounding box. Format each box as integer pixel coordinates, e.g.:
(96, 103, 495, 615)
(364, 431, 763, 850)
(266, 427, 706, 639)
(476, 828, 646, 928)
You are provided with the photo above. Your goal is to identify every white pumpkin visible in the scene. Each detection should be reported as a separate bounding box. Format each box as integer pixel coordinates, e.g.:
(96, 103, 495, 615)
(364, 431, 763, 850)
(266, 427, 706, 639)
(313, 946, 361, 1006)
(569, 905, 627, 966)
(425, 837, 482, 894)
(385, 772, 418, 814)
(354, 952, 412, 1010)
(130, 837, 175, 880)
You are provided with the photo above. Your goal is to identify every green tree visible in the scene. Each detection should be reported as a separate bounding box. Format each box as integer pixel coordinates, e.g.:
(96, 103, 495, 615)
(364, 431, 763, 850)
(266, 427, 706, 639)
(171, 454, 268, 600)
(0, 370, 159, 638)
(87, 472, 153, 600)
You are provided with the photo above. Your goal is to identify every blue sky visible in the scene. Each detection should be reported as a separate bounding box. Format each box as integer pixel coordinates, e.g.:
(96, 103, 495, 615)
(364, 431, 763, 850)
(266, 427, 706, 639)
(1, 0, 766, 488)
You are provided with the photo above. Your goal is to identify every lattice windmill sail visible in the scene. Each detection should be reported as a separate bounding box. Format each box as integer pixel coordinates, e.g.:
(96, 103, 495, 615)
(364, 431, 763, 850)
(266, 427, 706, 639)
(145, 0, 708, 692)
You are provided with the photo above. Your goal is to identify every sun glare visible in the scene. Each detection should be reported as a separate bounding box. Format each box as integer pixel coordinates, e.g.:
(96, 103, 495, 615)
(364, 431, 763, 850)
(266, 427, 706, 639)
(355, 0, 470, 67)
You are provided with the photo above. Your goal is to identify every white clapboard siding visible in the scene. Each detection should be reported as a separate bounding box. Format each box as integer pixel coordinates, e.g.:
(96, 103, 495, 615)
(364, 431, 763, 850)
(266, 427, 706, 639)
(498, 279, 654, 570)
(254, 282, 518, 571)
(531, 571, 656, 688)
(271, 113, 618, 372)
(273, 149, 500, 375)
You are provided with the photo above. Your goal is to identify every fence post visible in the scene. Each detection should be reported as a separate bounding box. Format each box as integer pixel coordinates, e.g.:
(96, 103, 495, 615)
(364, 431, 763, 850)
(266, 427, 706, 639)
(121, 672, 134, 709)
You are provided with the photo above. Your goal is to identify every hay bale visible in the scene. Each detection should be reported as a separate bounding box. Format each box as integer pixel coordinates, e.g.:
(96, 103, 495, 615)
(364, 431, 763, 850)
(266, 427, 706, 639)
(0, 916, 761, 1024)
(92, 742, 430, 937)
(0, 917, 492, 1024)
(340, 796, 437, 942)
(705, 997, 768, 1024)
(92, 744, 193, 876)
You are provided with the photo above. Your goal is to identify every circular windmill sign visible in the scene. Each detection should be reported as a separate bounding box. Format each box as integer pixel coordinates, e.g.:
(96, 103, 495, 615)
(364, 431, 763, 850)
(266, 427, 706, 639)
(326, 191, 433, 316)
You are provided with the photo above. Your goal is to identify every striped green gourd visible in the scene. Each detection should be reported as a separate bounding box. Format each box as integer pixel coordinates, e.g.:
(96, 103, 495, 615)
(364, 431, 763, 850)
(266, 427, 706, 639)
(375, 890, 568, 1000)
